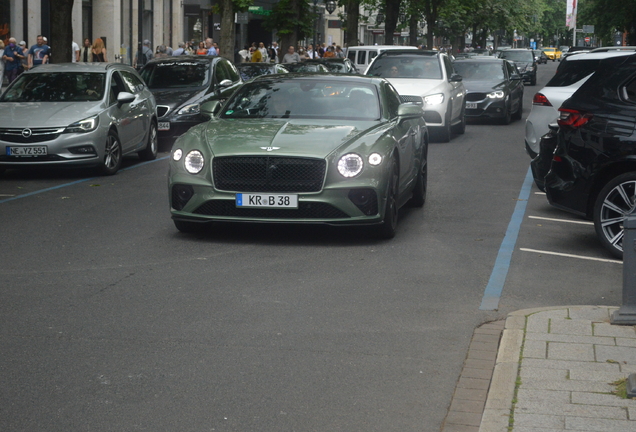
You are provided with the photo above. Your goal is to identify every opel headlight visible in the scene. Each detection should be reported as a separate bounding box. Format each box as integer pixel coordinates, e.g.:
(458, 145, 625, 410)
(184, 150, 204, 174)
(337, 153, 363, 178)
(487, 91, 505, 99)
(424, 93, 444, 106)
(178, 103, 201, 115)
(65, 116, 99, 133)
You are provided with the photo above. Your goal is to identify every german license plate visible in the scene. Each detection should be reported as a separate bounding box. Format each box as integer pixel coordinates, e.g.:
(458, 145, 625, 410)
(466, 102, 478, 109)
(158, 122, 170, 131)
(7, 146, 48, 156)
(236, 193, 298, 208)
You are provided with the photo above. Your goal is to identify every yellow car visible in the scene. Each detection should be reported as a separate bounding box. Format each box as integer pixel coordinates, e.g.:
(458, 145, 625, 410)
(542, 47, 562, 61)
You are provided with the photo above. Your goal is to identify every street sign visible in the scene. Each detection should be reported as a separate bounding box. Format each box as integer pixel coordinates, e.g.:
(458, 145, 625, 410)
(582, 25, 595, 34)
(585, 36, 590, 43)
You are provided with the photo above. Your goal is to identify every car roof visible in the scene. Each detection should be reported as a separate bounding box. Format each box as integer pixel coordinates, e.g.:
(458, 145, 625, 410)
(21, 62, 128, 73)
(376, 50, 441, 57)
(250, 73, 384, 85)
(590, 46, 636, 53)
(562, 50, 636, 60)
(454, 57, 503, 62)
(145, 55, 219, 65)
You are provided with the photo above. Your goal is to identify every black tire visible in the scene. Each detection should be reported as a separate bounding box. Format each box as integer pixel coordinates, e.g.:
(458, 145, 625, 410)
(174, 219, 202, 233)
(377, 158, 399, 239)
(138, 121, 158, 161)
(593, 172, 636, 259)
(409, 142, 428, 208)
(100, 130, 123, 176)
(500, 103, 511, 125)
(453, 104, 466, 135)
(512, 95, 523, 121)
(530, 73, 537, 86)
(435, 107, 452, 143)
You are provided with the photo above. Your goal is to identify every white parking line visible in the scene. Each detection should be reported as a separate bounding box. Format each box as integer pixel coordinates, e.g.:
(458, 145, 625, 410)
(520, 248, 622, 264)
(528, 215, 593, 225)
(534, 192, 546, 195)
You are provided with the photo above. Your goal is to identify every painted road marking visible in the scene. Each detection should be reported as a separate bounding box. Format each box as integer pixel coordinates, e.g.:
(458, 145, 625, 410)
(520, 248, 622, 264)
(480, 167, 534, 311)
(528, 215, 593, 225)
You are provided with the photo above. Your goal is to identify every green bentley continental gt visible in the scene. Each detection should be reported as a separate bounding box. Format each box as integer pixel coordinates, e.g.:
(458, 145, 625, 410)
(168, 74, 428, 238)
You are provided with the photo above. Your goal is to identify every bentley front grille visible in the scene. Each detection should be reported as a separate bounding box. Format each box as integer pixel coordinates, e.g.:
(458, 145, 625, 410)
(193, 200, 350, 219)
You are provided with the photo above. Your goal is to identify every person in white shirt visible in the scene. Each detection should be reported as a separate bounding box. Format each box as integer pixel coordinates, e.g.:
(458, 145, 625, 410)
(72, 41, 80, 62)
(306, 44, 319, 59)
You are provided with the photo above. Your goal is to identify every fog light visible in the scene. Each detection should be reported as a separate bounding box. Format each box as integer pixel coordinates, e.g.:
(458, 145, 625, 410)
(172, 184, 194, 210)
(69, 145, 97, 154)
(348, 189, 378, 215)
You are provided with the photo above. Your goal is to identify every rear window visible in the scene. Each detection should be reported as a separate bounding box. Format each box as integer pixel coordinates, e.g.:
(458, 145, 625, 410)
(500, 51, 534, 62)
(366, 55, 442, 79)
(546, 59, 598, 87)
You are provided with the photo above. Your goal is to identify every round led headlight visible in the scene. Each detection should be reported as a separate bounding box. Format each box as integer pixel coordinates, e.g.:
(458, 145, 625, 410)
(368, 153, 382, 166)
(184, 150, 204, 174)
(172, 148, 183, 161)
(337, 153, 364, 178)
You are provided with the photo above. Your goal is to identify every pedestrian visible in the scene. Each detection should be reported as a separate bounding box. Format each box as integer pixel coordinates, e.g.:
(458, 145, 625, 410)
(18, 41, 28, 75)
(267, 47, 278, 63)
(0, 40, 5, 89)
(251, 47, 263, 62)
(282, 46, 301, 63)
(213, 42, 220, 56)
(306, 44, 319, 59)
(238, 45, 250, 62)
(72, 40, 80, 62)
(335, 45, 345, 58)
(205, 38, 217, 56)
(258, 42, 268, 63)
(133, 40, 153, 68)
(91, 38, 107, 62)
(196, 41, 207, 55)
(323, 46, 336, 58)
(172, 42, 186, 56)
(79, 38, 91, 62)
(155, 45, 168, 58)
(27, 35, 50, 69)
(2, 38, 24, 85)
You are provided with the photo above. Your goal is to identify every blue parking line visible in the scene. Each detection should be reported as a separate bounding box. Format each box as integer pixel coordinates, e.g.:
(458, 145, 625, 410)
(479, 167, 534, 311)
(0, 156, 169, 205)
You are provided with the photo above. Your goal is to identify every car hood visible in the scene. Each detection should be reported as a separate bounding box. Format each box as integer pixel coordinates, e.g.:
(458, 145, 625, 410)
(203, 119, 380, 158)
(384, 78, 447, 96)
(0, 102, 103, 128)
(150, 88, 204, 110)
(464, 80, 506, 93)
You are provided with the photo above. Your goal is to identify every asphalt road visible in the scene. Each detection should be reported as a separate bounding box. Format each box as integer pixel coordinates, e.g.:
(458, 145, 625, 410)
(0, 61, 623, 432)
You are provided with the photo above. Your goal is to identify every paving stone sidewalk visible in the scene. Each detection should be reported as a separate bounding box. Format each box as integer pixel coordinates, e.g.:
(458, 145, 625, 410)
(480, 306, 636, 432)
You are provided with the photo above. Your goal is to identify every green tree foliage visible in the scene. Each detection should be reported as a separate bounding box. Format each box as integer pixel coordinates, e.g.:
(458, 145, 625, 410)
(264, 0, 313, 51)
(579, 0, 636, 45)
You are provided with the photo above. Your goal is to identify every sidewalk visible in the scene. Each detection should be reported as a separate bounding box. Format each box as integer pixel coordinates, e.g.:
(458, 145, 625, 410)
(480, 306, 636, 431)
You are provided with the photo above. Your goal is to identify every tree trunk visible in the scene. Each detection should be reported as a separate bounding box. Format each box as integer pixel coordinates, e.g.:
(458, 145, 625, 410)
(345, 0, 360, 47)
(384, 0, 400, 45)
(219, 0, 235, 61)
(50, 0, 74, 63)
(409, 14, 418, 46)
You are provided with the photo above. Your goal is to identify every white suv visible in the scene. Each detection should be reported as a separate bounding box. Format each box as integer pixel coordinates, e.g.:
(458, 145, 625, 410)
(524, 50, 636, 158)
(365, 50, 466, 142)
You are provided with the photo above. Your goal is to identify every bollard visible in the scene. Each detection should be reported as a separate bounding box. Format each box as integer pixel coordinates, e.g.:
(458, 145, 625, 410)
(611, 212, 636, 325)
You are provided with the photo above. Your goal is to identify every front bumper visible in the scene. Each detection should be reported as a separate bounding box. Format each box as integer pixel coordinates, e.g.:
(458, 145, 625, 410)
(464, 93, 508, 119)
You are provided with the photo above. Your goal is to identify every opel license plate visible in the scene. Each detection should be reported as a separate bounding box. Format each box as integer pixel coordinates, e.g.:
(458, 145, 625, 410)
(236, 193, 298, 208)
(158, 122, 170, 131)
(7, 146, 48, 156)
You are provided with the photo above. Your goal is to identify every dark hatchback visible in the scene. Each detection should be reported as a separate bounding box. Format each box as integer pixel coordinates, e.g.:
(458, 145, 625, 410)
(235, 62, 289, 81)
(452, 57, 524, 124)
(140, 56, 243, 145)
(544, 53, 636, 258)
(499, 49, 537, 85)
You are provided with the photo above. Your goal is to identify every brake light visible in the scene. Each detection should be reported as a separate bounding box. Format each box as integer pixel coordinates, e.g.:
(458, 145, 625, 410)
(532, 93, 552, 106)
(557, 108, 593, 128)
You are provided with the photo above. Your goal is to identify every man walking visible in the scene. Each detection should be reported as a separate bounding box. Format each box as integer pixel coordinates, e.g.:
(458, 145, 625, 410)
(282, 46, 301, 63)
(205, 38, 217, 56)
(27, 35, 50, 69)
(2, 38, 24, 84)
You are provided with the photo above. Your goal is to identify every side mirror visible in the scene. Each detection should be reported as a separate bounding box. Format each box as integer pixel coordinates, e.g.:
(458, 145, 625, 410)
(510, 74, 522, 81)
(449, 73, 463, 82)
(117, 92, 136, 106)
(218, 79, 233, 88)
(397, 103, 424, 119)
(201, 100, 222, 117)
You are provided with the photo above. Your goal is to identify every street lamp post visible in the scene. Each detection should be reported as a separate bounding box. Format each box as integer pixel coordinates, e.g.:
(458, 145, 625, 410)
(313, 0, 318, 48)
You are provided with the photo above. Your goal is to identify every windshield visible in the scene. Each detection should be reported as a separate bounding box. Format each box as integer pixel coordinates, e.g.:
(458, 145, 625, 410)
(140, 61, 210, 88)
(500, 51, 534, 62)
(366, 56, 442, 79)
(321, 62, 346, 73)
(284, 63, 325, 73)
(238, 65, 275, 81)
(0, 72, 105, 102)
(221, 79, 380, 121)
(453, 61, 505, 80)
(546, 59, 598, 87)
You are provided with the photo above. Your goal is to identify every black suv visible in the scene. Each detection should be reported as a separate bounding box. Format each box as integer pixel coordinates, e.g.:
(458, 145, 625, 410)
(499, 49, 537, 85)
(544, 53, 636, 258)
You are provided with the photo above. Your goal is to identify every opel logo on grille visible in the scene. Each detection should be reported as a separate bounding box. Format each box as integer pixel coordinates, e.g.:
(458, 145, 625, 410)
(260, 146, 280, 152)
(21, 128, 32, 138)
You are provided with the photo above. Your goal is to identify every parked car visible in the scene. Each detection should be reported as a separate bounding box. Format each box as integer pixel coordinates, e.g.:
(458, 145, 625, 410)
(561, 46, 591, 60)
(498, 48, 537, 85)
(235, 62, 289, 82)
(524, 50, 636, 158)
(533, 50, 549, 64)
(544, 53, 636, 258)
(282, 62, 330, 73)
(0, 63, 158, 176)
(452, 57, 524, 124)
(346, 45, 418, 72)
(365, 49, 466, 142)
(168, 74, 429, 238)
(590, 46, 636, 53)
(140, 56, 243, 145)
(542, 47, 562, 61)
(302, 58, 360, 74)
